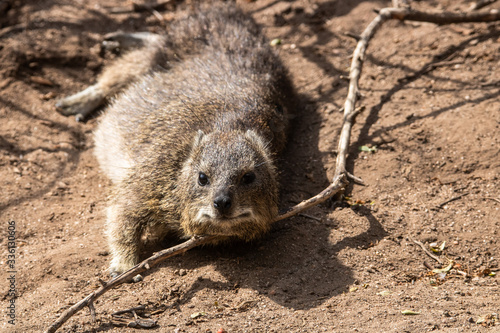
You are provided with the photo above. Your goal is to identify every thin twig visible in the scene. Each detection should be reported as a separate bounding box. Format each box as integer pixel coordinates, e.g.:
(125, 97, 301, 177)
(97, 278, 106, 287)
(423, 261, 434, 270)
(299, 213, 322, 222)
(434, 192, 470, 209)
(150, 8, 166, 24)
(274, 175, 347, 222)
(469, 0, 499, 11)
(452, 269, 469, 277)
(344, 32, 361, 41)
(0, 23, 27, 38)
(386, 7, 500, 24)
(411, 238, 443, 264)
(112, 305, 146, 317)
(483, 197, 500, 204)
(426, 60, 465, 70)
(88, 301, 96, 322)
(346, 172, 366, 185)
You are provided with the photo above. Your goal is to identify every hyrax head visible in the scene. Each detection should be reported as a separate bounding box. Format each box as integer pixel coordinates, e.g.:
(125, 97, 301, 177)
(178, 129, 279, 240)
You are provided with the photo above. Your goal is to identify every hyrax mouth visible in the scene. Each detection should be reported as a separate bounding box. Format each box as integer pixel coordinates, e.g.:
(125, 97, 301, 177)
(196, 207, 255, 224)
(189, 206, 263, 237)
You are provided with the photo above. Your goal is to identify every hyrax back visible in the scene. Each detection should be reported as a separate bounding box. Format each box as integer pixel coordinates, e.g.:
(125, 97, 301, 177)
(75, 3, 295, 275)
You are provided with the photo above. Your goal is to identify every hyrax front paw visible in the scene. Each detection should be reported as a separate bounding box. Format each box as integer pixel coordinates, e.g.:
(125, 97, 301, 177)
(108, 254, 139, 278)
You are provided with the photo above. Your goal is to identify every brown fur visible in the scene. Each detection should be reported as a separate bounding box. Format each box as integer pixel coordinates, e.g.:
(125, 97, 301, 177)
(58, 2, 296, 275)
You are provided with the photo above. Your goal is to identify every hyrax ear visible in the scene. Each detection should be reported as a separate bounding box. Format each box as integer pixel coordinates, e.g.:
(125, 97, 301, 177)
(244, 129, 270, 155)
(182, 130, 205, 173)
(244, 129, 276, 176)
(192, 130, 205, 149)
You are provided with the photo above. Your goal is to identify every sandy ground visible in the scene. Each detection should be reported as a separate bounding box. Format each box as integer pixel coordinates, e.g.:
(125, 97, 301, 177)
(0, 0, 499, 332)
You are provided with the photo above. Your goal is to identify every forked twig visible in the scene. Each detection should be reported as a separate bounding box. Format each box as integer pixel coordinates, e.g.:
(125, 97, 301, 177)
(411, 238, 443, 264)
(45, 5, 500, 333)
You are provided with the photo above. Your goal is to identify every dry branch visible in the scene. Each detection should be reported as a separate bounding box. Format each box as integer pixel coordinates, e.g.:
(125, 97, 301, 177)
(45, 5, 500, 333)
(384, 7, 500, 23)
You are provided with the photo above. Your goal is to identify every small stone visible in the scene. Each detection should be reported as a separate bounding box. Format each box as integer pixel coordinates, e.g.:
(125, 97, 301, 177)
(42, 91, 56, 100)
(270, 38, 282, 46)
(56, 181, 68, 189)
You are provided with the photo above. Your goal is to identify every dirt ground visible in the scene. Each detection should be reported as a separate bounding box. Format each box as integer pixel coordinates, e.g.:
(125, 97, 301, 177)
(1, 0, 499, 332)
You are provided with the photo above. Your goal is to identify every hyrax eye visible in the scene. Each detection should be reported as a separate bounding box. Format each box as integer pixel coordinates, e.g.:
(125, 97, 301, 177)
(198, 172, 209, 186)
(275, 103, 284, 114)
(241, 172, 256, 185)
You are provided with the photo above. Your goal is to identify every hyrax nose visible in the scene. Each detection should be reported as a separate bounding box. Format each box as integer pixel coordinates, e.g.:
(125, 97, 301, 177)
(214, 195, 232, 215)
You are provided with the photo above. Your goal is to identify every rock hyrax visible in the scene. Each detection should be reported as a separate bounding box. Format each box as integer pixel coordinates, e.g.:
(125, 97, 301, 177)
(57, 2, 296, 276)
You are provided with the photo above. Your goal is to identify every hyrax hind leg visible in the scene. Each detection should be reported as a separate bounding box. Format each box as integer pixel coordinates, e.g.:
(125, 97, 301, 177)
(56, 32, 166, 121)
